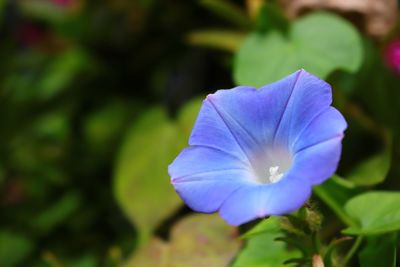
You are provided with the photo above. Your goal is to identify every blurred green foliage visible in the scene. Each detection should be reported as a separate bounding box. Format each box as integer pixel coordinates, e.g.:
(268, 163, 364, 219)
(234, 12, 363, 86)
(359, 233, 397, 267)
(123, 214, 240, 267)
(0, 0, 400, 266)
(0, 231, 34, 267)
(0, 0, 224, 266)
(114, 108, 183, 245)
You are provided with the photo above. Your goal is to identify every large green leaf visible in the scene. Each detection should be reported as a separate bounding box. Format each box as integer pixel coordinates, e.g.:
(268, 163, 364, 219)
(114, 108, 183, 244)
(123, 238, 168, 267)
(234, 12, 362, 87)
(343, 192, 400, 235)
(232, 217, 300, 267)
(358, 233, 397, 267)
(123, 214, 240, 267)
(0, 231, 33, 267)
(168, 214, 240, 266)
(114, 99, 203, 245)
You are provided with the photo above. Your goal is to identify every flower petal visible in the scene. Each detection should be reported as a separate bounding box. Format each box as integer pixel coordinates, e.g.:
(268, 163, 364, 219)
(219, 174, 311, 226)
(291, 107, 347, 153)
(205, 70, 332, 150)
(169, 69, 346, 226)
(172, 172, 250, 213)
(169, 146, 251, 212)
(271, 70, 333, 147)
(189, 93, 255, 164)
(292, 136, 344, 185)
(204, 71, 301, 152)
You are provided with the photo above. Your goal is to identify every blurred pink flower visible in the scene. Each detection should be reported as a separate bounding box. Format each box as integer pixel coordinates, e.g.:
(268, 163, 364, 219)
(385, 39, 400, 74)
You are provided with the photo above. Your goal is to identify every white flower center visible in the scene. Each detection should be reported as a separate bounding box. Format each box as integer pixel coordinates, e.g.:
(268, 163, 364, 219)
(250, 147, 292, 184)
(269, 166, 284, 183)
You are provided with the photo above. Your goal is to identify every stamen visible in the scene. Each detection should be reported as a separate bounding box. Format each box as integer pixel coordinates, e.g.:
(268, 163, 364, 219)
(269, 166, 284, 183)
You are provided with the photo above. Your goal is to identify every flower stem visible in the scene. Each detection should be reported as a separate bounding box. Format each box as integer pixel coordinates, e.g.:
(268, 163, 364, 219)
(343, 236, 363, 265)
(312, 254, 324, 267)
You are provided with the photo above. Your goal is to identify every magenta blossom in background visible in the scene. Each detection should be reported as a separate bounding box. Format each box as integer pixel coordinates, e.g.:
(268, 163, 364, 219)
(169, 70, 347, 226)
(385, 39, 400, 74)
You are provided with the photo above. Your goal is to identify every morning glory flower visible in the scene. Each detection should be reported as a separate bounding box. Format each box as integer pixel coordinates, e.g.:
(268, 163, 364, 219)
(169, 69, 347, 226)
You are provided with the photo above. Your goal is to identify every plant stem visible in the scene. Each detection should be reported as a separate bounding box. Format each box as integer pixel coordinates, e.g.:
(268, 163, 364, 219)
(343, 236, 363, 265)
(312, 254, 324, 267)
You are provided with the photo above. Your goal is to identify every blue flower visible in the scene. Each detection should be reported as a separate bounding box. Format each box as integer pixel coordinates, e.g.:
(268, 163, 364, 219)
(169, 70, 347, 226)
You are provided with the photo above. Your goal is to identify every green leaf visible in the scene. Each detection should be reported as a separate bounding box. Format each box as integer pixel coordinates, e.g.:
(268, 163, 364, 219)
(114, 99, 203, 245)
(232, 217, 300, 267)
(240, 217, 280, 239)
(313, 176, 359, 227)
(347, 134, 392, 186)
(343, 192, 400, 235)
(0, 231, 34, 267)
(255, 2, 288, 34)
(37, 48, 91, 101)
(114, 108, 182, 244)
(5, 48, 91, 103)
(123, 214, 240, 267)
(122, 238, 168, 267)
(34, 111, 70, 141)
(67, 255, 98, 267)
(234, 12, 363, 87)
(359, 233, 397, 267)
(186, 30, 245, 52)
(83, 101, 131, 155)
(19, 0, 68, 22)
(168, 214, 240, 266)
(32, 192, 82, 234)
(200, 0, 251, 29)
